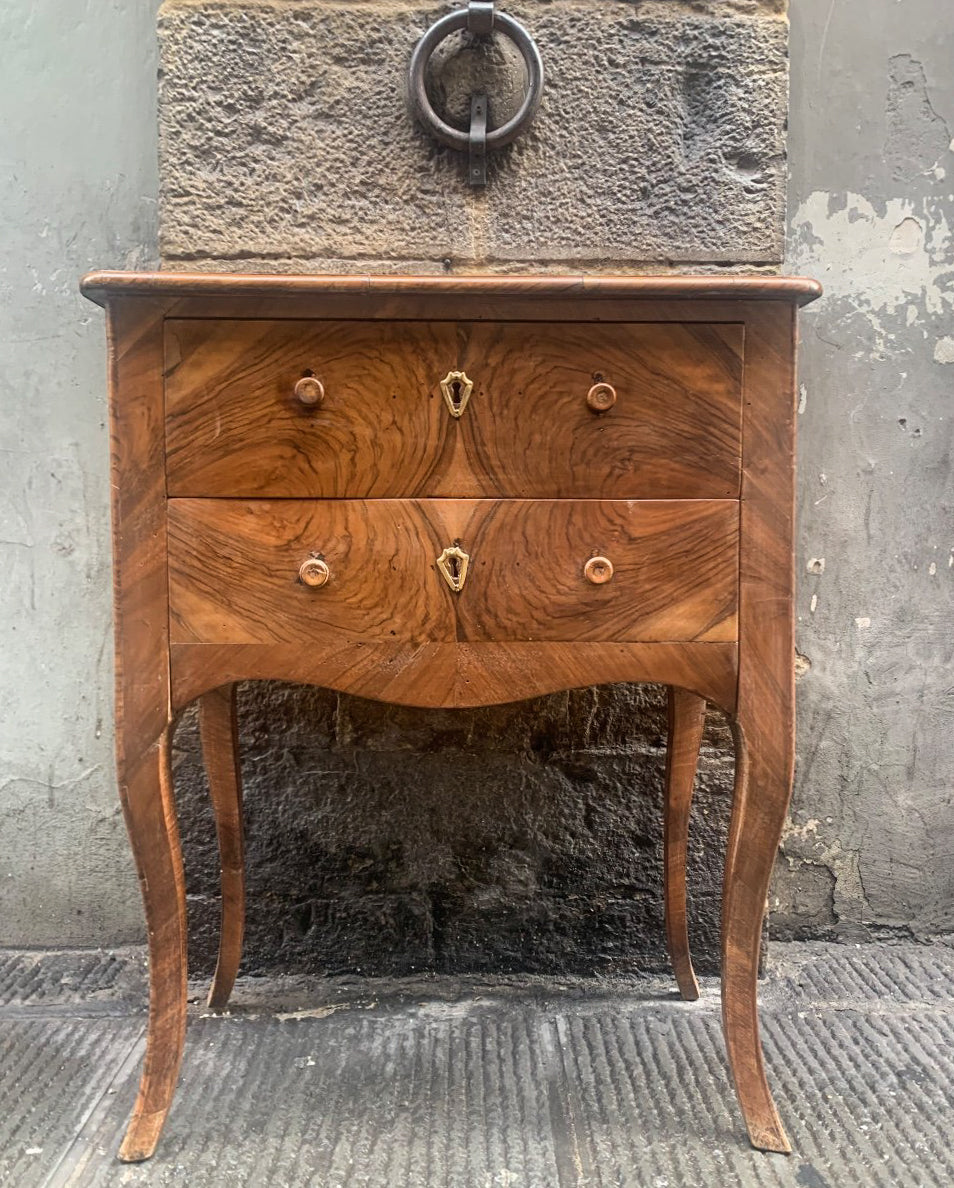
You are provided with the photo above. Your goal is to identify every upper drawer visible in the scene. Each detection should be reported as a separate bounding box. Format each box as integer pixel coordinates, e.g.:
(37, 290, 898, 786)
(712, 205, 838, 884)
(164, 319, 743, 499)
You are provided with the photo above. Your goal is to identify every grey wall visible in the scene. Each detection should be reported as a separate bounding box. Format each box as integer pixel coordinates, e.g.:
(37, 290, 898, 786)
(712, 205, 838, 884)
(783, 1, 954, 940)
(1, 0, 951, 968)
(0, 0, 162, 944)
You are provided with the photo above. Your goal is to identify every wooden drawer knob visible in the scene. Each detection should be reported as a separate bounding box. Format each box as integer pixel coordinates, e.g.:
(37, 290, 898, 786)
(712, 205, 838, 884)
(584, 555, 614, 585)
(299, 557, 330, 587)
(586, 382, 617, 413)
(294, 376, 325, 408)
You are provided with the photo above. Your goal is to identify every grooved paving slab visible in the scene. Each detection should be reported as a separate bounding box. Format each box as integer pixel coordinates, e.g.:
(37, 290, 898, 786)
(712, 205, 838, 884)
(1, 942, 953, 1186)
(158, 1, 788, 267)
(0, 1018, 143, 1187)
(0, 950, 145, 1013)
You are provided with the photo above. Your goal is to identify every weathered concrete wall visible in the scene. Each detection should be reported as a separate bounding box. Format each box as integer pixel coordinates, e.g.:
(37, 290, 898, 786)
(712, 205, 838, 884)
(158, 0, 788, 976)
(779, 1, 954, 941)
(0, 1, 162, 945)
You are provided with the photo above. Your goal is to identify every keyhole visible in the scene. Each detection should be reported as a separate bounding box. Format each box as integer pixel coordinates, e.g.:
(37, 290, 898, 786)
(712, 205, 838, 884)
(437, 544, 470, 592)
(440, 371, 473, 419)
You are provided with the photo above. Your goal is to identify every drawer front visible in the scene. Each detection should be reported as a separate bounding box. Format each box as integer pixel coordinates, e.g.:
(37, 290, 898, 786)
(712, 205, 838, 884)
(165, 319, 456, 500)
(165, 320, 742, 499)
(458, 322, 742, 499)
(168, 499, 738, 646)
(168, 498, 457, 646)
(454, 499, 738, 643)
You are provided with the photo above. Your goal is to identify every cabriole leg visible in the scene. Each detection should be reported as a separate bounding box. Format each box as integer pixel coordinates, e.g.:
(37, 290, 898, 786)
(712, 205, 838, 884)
(118, 728, 188, 1163)
(721, 710, 793, 1154)
(664, 687, 706, 1001)
(198, 684, 246, 1010)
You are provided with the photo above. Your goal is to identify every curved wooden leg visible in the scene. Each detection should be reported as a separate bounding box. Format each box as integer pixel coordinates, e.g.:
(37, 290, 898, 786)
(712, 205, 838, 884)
(721, 709, 793, 1154)
(664, 687, 706, 1001)
(118, 727, 188, 1162)
(198, 684, 245, 1010)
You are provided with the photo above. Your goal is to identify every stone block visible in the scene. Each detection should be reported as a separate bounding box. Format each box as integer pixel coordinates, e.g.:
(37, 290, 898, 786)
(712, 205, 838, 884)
(174, 706, 733, 976)
(158, 0, 788, 267)
(434, 891, 670, 975)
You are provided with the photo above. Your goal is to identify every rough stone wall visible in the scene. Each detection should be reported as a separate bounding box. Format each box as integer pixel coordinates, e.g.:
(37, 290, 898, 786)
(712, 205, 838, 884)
(159, 0, 790, 977)
(177, 685, 735, 975)
(158, 1, 789, 271)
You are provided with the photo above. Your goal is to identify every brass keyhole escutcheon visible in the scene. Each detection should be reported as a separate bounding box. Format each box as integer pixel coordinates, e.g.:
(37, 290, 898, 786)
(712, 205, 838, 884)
(436, 545, 470, 592)
(440, 370, 474, 419)
(584, 555, 614, 585)
(299, 557, 330, 588)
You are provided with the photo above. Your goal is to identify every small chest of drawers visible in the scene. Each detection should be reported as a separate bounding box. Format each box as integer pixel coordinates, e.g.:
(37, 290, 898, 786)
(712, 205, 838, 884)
(82, 271, 820, 1162)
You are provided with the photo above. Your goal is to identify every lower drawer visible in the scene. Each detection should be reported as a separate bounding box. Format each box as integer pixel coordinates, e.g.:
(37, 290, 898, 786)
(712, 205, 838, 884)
(167, 499, 739, 646)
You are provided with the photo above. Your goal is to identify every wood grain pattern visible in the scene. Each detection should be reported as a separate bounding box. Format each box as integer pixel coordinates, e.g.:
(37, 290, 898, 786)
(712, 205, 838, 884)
(198, 685, 245, 1011)
(82, 270, 823, 307)
(453, 500, 738, 642)
(459, 322, 742, 498)
(165, 319, 742, 499)
(105, 299, 185, 1163)
(167, 499, 457, 645)
(722, 302, 798, 1154)
(107, 300, 171, 769)
(170, 641, 740, 714)
(664, 688, 707, 1002)
(165, 319, 457, 498)
(167, 499, 739, 647)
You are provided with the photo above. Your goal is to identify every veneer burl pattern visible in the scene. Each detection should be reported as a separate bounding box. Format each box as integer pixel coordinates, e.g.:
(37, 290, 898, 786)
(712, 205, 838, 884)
(81, 271, 821, 1162)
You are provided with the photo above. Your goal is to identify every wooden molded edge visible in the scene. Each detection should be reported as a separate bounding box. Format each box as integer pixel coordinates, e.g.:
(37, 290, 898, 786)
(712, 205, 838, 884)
(80, 271, 823, 309)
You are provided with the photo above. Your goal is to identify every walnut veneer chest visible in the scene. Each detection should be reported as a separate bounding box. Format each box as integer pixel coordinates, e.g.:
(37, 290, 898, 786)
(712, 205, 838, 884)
(81, 271, 821, 1162)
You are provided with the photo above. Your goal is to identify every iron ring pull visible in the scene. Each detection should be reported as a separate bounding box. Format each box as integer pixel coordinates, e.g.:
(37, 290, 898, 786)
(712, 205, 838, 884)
(408, 4, 544, 154)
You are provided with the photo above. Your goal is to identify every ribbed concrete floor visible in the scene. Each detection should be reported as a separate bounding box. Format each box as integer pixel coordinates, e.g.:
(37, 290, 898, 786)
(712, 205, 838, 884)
(1, 943, 952, 1188)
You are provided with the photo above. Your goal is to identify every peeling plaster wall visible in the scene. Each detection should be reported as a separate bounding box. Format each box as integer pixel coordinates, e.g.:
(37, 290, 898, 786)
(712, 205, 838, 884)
(0, 1, 162, 945)
(780, 1, 954, 940)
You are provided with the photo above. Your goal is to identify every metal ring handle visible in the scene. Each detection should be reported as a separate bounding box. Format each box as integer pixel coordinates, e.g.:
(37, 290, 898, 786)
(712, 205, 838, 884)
(408, 9, 544, 152)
